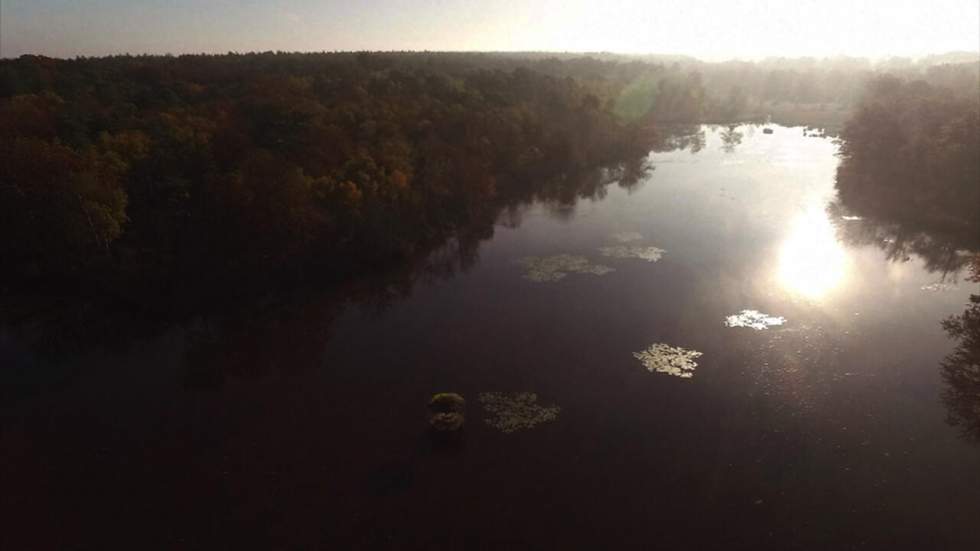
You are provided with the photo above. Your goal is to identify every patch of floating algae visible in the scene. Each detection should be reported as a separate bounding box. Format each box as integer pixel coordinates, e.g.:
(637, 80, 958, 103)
(478, 392, 561, 433)
(610, 231, 644, 243)
(724, 310, 787, 330)
(598, 245, 666, 262)
(633, 343, 703, 378)
(517, 254, 615, 282)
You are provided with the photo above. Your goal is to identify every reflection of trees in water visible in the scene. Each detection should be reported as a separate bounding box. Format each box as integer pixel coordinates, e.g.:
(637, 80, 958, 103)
(180, 227, 501, 389)
(832, 199, 980, 445)
(940, 260, 980, 442)
(182, 295, 340, 390)
(829, 200, 975, 278)
(0, 297, 170, 401)
(615, 156, 653, 193)
(180, 158, 653, 387)
(653, 124, 706, 153)
(500, 160, 653, 221)
(720, 125, 744, 153)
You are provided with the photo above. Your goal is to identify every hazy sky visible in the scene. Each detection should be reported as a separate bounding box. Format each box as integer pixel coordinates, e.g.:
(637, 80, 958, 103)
(2, 0, 978, 60)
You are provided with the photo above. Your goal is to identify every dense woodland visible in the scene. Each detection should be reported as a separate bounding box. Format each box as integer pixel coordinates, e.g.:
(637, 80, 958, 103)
(0, 51, 977, 314)
(0, 52, 660, 310)
(827, 69, 979, 444)
(834, 74, 980, 251)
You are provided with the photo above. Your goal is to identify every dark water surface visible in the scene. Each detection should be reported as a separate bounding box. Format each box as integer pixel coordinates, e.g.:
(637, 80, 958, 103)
(3, 125, 979, 549)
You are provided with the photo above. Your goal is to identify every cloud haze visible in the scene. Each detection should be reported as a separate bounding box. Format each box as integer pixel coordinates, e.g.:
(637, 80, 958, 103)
(2, 0, 978, 59)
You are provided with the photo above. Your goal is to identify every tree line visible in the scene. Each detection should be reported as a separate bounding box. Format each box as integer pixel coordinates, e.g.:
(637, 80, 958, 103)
(834, 74, 979, 249)
(0, 52, 657, 311)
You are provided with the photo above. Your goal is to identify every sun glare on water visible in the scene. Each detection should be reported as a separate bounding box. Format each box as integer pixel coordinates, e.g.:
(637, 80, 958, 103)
(777, 207, 850, 300)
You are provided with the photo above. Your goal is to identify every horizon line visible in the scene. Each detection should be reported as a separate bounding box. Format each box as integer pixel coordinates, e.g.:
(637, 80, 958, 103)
(3, 48, 979, 64)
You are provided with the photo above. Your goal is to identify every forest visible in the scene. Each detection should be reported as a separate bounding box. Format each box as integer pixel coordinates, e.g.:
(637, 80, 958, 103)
(834, 74, 979, 250)
(0, 52, 658, 311)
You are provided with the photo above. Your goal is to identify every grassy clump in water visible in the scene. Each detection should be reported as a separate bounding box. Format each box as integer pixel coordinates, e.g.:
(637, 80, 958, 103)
(599, 245, 666, 262)
(610, 231, 644, 243)
(724, 310, 786, 330)
(518, 254, 615, 283)
(633, 343, 703, 378)
(428, 393, 466, 432)
(478, 392, 560, 433)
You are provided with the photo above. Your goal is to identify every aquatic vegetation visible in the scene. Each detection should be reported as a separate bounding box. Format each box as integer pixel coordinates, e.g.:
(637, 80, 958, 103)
(633, 343, 703, 378)
(598, 245, 666, 262)
(518, 254, 615, 282)
(600, 233, 666, 263)
(724, 309, 787, 330)
(921, 282, 957, 292)
(428, 393, 466, 432)
(478, 392, 560, 433)
(610, 231, 644, 243)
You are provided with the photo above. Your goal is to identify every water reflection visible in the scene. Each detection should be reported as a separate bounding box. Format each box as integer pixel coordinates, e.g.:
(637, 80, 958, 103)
(720, 125, 744, 153)
(777, 207, 850, 300)
(831, 201, 976, 277)
(941, 291, 980, 443)
(832, 216, 980, 444)
(654, 124, 706, 153)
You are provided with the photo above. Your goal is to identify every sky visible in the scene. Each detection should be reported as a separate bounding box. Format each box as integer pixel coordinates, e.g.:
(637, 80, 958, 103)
(2, 0, 978, 60)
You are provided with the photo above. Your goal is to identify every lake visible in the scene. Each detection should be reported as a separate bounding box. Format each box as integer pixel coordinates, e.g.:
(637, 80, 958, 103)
(2, 124, 978, 549)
